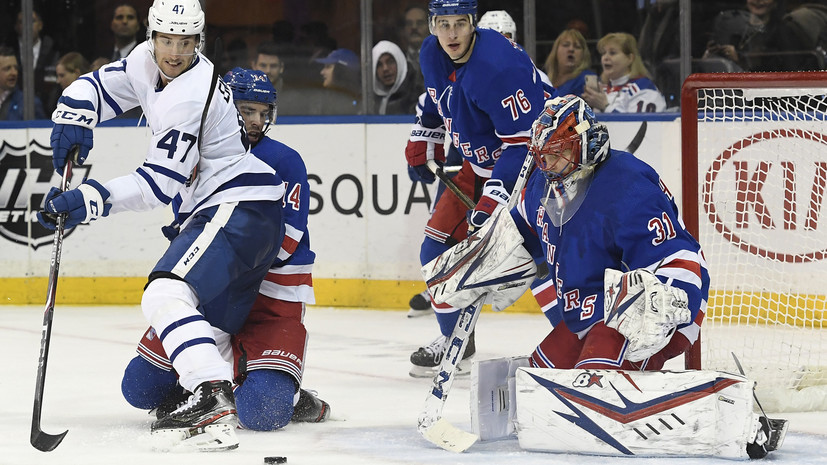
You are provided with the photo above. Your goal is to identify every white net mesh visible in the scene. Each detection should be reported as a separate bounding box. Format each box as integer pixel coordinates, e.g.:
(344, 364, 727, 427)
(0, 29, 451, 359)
(695, 85, 827, 412)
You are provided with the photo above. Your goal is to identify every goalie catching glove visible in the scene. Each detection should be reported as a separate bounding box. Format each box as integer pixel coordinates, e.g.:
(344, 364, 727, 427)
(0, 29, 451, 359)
(422, 205, 536, 312)
(603, 268, 690, 362)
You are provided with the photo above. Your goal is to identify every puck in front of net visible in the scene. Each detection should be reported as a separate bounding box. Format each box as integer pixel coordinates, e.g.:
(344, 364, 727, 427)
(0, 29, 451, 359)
(264, 457, 287, 464)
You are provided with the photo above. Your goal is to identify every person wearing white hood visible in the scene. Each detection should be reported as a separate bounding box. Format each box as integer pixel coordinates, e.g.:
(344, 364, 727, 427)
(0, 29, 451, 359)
(372, 40, 418, 114)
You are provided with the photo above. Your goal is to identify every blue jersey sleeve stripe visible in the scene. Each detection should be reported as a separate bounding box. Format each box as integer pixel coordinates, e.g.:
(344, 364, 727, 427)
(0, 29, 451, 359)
(78, 76, 103, 122)
(142, 162, 189, 184)
(91, 69, 125, 116)
(136, 167, 174, 205)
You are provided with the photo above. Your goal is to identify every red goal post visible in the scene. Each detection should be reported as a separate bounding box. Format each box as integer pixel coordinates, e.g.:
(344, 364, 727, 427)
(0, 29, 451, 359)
(680, 72, 827, 411)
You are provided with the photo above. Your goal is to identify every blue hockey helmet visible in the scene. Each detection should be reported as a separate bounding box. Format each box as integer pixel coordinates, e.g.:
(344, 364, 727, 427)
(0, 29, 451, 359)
(428, 1, 478, 29)
(223, 67, 277, 129)
(528, 95, 610, 181)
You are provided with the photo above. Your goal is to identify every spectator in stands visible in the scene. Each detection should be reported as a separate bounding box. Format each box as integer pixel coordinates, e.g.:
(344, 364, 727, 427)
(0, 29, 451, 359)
(543, 29, 597, 98)
(107, 4, 143, 61)
(46, 51, 89, 113)
(582, 32, 666, 113)
(400, 4, 429, 96)
(55, 52, 89, 91)
(0, 45, 45, 120)
(252, 41, 303, 116)
(703, 0, 794, 71)
(9, 10, 58, 115)
(314, 48, 361, 114)
(219, 38, 250, 75)
(783, 3, 827, 70)
(90, 57, 109, 72)
(372, 40, 418, 114)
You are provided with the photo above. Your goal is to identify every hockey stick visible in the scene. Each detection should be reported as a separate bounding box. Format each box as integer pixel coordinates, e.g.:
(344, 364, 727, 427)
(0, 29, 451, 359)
(730, 353, 789, 456)
(417, 152, 535, 452)
(426, 160, 474, 209)
(30, 155, 74, 452)
(624, 121, 647, 154)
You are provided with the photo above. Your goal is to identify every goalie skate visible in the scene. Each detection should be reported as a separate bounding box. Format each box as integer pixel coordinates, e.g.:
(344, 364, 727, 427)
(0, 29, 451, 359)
(151, 380, 239, 452)
(409, 331, 475, 378)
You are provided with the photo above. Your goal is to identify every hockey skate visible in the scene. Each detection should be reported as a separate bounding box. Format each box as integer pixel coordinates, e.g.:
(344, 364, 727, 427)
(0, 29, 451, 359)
(409, 331, 475, 378)
(407, 290, 432, 318)
(291, 389, 331, 422)
(152, 383, 190, 420)
(150, 380, 239, 452)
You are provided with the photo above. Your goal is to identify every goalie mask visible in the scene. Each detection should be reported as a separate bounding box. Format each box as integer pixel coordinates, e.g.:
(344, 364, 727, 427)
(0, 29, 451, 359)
(529, 95, 610, 226)
(224, 67, 277, 133)
(478, 10, 517, 41)
(146, 0, 205, 78)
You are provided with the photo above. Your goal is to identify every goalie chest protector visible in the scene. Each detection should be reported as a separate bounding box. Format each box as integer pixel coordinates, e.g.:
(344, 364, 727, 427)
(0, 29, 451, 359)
(514, 368, 758, 459)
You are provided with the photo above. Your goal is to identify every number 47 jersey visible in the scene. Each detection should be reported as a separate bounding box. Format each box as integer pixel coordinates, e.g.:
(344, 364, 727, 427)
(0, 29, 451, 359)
(58, 41, 284, 224)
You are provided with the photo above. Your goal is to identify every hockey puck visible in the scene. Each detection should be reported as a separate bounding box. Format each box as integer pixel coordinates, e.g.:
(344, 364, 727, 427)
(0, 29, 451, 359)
(264, 457, 287, 464)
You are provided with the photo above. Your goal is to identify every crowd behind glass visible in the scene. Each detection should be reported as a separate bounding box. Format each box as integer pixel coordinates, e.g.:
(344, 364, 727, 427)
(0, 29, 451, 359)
(1, 0, 824, 120)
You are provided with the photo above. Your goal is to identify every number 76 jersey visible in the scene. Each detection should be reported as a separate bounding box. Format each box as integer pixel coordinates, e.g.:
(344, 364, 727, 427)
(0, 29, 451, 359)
(59, 41, 283, 224)
(418, 28, 552, 186)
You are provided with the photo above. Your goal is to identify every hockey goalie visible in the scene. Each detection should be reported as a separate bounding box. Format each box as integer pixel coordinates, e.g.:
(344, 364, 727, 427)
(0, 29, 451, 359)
(422, 95, 787, 459)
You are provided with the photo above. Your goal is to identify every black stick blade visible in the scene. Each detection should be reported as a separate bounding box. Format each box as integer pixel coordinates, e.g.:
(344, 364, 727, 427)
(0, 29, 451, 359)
(31, 428, 68, 452)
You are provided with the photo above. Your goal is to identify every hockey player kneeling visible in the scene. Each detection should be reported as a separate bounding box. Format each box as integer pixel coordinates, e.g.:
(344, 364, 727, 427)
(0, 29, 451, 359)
(457, 96, 786, 458)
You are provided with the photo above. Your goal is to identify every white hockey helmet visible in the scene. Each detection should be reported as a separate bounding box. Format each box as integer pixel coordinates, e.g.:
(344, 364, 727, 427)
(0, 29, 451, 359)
(146, 0, 206, 54)
(478, 10, 516, 41)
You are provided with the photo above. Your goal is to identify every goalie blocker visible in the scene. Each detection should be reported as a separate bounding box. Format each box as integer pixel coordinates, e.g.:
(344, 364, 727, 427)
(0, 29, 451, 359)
(470, 362, 787, 459)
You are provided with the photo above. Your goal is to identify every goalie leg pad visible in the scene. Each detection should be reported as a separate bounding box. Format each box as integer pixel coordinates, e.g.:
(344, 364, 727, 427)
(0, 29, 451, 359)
(470, 356, 530, 441)
(515, 368, 761, 459)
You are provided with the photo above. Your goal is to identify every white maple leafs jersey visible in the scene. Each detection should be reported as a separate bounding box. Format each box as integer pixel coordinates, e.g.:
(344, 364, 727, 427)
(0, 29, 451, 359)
(60, 41, 284, 224)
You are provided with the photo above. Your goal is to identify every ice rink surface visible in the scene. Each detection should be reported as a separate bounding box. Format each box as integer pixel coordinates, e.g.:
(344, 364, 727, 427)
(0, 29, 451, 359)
(1, 305, 826, 465)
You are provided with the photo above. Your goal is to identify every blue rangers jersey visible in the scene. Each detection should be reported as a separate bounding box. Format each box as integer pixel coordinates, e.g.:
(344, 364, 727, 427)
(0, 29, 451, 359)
(57, 41, 284, 224)
(513, 150, 708, 343)
(418, 28, 552, 192)
(252, 135, 315, 304)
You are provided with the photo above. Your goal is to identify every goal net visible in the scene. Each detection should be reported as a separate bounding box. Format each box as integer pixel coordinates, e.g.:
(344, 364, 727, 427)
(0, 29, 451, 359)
(682, 72, 827, 412)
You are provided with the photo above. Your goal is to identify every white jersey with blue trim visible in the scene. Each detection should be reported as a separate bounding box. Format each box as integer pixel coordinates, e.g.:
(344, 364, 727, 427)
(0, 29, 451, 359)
(59, 41, 284, 223)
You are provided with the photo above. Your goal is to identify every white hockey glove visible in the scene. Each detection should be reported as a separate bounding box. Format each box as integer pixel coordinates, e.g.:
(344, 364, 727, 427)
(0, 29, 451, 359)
(603, 268, 690, 362)
(422, 205, 536, 312)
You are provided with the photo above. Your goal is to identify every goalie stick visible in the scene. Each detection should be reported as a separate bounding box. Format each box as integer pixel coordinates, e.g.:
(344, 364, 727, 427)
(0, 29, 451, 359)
(417, 151, 535, 452)
(31, 154, 75, 452)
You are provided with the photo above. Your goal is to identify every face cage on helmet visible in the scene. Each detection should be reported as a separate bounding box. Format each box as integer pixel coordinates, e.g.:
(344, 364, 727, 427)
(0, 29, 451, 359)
(531, 131, 583, 182)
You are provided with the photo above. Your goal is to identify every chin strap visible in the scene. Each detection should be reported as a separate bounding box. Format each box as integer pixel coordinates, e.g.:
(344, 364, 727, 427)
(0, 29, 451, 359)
(451, 31, 477, 63)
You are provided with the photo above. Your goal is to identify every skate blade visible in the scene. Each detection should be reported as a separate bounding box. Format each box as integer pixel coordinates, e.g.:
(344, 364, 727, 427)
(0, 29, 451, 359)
(151, 423, 239, 452)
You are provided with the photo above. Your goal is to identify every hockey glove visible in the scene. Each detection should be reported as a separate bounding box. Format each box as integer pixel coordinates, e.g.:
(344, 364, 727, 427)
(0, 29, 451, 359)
(603, 268, 691, 362)
(37, 179, 112, 230)
(405, 122, 446, 184)
(51, 96, 97, 172)
(468, 179, 510, 232)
